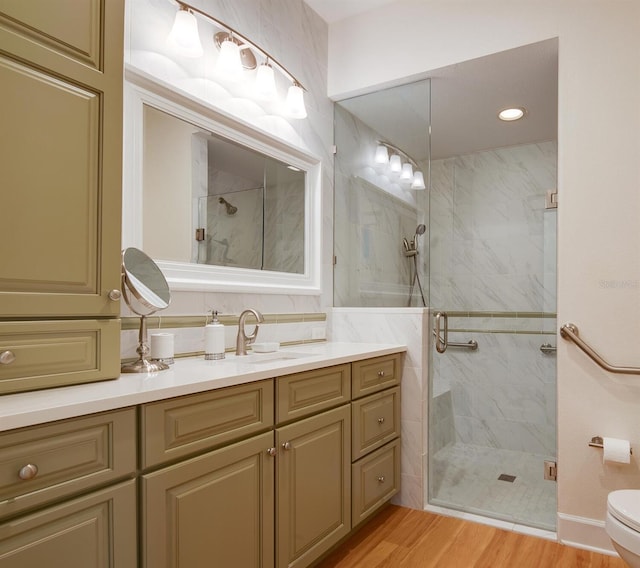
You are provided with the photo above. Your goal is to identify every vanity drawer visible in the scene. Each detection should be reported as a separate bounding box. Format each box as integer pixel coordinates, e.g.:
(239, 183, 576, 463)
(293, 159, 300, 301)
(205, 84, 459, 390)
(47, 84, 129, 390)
(351, 353, 402, 399)
(352, 387, 400, 460)
(352, 439, 400, 527)
(0, 408, 136, 519)
(0, 319, 121, 394)
(141, 380, 274, 468)
(276, 364, 351, 424)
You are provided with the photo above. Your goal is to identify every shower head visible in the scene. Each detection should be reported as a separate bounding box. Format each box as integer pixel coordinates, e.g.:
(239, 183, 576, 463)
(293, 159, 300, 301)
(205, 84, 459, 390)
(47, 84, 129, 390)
(218, 197, 238, 215)
(415, 224, 426, 236)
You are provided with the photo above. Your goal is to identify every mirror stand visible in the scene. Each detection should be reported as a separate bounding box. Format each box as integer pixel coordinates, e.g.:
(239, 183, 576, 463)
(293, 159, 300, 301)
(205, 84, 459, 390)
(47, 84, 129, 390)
(121, 315, 169, 373)
(120, 247, 172, 374)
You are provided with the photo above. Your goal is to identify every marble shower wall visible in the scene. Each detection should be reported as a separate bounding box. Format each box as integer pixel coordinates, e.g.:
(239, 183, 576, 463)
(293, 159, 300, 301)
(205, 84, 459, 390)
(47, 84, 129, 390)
(125, 0, 334, 318)
(429, 141, 557, 458)
(334, 103, 428, 307)
(430, 141, 557, 313)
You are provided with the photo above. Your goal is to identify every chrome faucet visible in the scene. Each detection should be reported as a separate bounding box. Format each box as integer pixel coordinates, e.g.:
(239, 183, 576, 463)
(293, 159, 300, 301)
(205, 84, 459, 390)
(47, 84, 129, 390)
(235, 309, 264, 355)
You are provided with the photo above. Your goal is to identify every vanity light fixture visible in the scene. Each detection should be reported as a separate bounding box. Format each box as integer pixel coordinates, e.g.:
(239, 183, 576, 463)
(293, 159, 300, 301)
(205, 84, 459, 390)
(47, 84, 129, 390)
(375, 140, 426, 190)
(255, 60, 277, 100)
(168, 1, 307, 118)
(498, 107, 526, 121)
(166, 6, 203, 58)
(374, 144, 389, 164)
(389, 154, 402, 174)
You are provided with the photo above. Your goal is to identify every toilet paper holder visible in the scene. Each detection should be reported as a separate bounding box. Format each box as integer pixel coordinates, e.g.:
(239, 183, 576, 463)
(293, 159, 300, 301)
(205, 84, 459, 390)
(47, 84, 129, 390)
(589, 436, 633, 455)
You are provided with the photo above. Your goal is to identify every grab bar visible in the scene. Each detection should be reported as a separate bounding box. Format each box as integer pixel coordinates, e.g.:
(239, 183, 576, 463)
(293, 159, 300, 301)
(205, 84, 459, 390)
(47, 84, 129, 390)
(560, 323, 640, 375)
(540, 343, 556, 354)
(433, 311, 478, 353)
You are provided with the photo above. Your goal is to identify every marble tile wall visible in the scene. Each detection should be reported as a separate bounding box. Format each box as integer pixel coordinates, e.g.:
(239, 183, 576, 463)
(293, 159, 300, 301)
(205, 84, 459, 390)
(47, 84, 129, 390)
(429, 141, 558, 464)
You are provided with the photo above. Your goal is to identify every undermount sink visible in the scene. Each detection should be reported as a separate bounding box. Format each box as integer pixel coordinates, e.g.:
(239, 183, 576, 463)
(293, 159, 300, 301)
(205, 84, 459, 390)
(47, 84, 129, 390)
(240, 351, 315, 364)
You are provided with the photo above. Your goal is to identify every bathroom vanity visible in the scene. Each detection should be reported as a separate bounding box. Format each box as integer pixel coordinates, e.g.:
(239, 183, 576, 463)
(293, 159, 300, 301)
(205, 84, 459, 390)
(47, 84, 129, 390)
(0, 343, 404, 568)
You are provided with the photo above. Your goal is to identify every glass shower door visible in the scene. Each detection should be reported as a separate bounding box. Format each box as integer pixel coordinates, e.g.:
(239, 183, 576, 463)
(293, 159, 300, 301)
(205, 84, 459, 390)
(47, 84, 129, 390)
(427, 141, 558, 530)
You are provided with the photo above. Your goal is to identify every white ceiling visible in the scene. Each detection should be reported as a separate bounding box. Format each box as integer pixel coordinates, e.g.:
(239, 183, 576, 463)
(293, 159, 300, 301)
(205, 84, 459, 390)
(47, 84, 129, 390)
(337, 39, 558, 161)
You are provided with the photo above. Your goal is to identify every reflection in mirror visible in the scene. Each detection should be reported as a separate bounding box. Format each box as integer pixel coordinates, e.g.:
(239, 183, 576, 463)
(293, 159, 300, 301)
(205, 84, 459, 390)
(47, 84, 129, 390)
(121, 247, 171, 374)
(123, 75, 322, 294)
(142, 105, 305, 274)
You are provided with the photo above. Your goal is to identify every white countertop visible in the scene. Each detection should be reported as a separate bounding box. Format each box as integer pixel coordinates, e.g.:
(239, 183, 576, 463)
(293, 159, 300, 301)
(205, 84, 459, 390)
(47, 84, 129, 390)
(0, 342, 406, 432)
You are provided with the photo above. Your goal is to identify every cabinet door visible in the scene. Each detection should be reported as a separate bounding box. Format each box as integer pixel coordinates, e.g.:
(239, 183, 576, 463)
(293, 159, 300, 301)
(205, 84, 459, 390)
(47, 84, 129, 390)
(276, 405, 351, 568)
(142, 431, 275, 568)
(0, 479, 136, 568)
(0, 0, 124, 318)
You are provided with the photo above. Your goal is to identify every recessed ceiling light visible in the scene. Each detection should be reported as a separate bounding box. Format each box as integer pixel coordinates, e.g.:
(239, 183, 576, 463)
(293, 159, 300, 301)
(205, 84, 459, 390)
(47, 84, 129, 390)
(498, 107, 526, 121)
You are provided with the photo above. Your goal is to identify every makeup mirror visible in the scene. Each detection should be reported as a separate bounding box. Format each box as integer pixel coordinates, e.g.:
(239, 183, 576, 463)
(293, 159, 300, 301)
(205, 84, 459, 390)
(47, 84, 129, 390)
(121, 247, 171, 373)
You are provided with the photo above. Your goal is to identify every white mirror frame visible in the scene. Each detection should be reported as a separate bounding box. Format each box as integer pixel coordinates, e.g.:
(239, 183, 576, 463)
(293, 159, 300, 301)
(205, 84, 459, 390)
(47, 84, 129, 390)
(123, 68, 322, 295)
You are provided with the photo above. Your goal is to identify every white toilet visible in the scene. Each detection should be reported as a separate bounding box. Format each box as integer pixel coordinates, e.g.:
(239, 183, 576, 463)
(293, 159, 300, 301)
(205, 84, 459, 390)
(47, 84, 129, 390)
(606, 490, 640, 567)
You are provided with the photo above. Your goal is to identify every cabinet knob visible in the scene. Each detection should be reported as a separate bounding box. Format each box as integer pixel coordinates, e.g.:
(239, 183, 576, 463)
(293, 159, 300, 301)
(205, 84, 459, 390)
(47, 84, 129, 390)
(108, 289, 122, 301)
(377, 475, 385, 484)
(0, 350, 16, 365)
(282, 441, 292, 451)
(377, 370, 385, 377)
(266, 447, 277, 457)
(18, 464, 38, 480)
(377, 417, 385, 424)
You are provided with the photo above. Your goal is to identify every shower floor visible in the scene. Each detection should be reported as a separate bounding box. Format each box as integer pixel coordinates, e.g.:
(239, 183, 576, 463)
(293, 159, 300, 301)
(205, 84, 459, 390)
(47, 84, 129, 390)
(430, 443, 557, 531)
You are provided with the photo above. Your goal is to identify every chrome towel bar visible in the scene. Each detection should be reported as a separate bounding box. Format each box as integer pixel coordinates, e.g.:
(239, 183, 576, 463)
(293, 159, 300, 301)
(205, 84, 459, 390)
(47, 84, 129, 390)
(560, 323, 640, 375)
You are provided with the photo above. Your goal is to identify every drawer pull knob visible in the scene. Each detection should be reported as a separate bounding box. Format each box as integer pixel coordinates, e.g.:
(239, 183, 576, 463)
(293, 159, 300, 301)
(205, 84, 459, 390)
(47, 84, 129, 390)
(108, 289, 122, 301)
(282, 441, 292, 451)
(377, 370, 385, 377)
(377, 475, 385, 483)
(266, 447, 277, 457)
(18, 464, 38, 480)
(377, 417, 385, 424)
(0, 350, 16, 365)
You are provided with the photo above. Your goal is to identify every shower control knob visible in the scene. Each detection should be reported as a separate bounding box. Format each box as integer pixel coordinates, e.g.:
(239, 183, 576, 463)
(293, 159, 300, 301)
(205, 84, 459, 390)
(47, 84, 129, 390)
(0, 351, 15, 365)
(377, 476, 385, 484)
(108, 289, 122, 301)
(377, 417, 385, 424)
(377, 370, 385, 378)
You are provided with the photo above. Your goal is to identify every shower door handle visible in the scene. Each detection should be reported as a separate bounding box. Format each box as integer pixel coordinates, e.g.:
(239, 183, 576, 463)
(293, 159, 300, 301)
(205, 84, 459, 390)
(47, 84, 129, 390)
(434, 311, 448, 353)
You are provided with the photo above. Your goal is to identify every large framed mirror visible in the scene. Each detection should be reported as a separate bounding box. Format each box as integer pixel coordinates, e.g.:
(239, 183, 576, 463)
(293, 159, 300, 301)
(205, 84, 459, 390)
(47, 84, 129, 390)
(123, 70, 322, 294)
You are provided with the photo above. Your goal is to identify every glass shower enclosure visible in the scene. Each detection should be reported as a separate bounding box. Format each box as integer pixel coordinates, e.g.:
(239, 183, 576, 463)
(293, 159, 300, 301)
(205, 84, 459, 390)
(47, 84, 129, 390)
(333, 39, 558, 531)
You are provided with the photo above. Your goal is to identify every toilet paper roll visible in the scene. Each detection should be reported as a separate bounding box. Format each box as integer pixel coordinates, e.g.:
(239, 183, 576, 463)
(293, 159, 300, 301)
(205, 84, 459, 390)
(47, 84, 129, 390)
(603, 437, 631, 464)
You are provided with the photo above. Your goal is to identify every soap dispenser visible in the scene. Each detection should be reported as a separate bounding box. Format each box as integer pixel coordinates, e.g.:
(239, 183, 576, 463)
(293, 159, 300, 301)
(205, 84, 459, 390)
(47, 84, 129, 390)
(204, 311, 226, 360)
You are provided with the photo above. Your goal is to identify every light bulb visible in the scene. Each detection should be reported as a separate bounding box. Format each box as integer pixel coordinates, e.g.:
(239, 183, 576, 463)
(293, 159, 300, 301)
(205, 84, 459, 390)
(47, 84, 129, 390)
(166, 7, 203, 58)
(285, 82, 307, 119)
(400, 163, 413, 181)
(374, 145, 389, 165)
(411, 171, 426, 190)
(389, 154, 402, 174)
(255, 62, 277, 99)
(216, 36, 244, 81)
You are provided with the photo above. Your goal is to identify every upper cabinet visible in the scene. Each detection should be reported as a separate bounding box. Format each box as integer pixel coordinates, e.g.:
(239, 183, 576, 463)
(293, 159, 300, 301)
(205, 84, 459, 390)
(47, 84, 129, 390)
(0, 0, 125, 393)
(0, 0, 124, 318)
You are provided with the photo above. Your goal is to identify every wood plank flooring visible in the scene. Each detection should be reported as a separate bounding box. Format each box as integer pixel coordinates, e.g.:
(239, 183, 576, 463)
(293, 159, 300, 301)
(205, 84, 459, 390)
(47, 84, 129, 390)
(315, 506, 626, 567)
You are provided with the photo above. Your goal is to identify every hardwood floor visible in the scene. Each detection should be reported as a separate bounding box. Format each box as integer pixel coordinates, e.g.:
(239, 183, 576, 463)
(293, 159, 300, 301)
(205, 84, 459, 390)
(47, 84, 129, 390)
(315, 506, 627, 567)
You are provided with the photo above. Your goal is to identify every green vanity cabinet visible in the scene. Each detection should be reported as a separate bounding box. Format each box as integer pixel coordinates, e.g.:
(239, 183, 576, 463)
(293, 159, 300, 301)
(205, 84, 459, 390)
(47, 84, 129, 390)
(142, 431, 276, 568)
(0, 409, 138, 567)
(0, 0, 125, 393)
(276, 404, 351, 568)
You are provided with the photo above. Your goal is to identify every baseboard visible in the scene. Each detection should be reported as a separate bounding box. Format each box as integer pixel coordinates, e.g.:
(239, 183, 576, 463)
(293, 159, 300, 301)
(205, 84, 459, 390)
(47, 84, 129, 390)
(557, 512, 618, 556)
